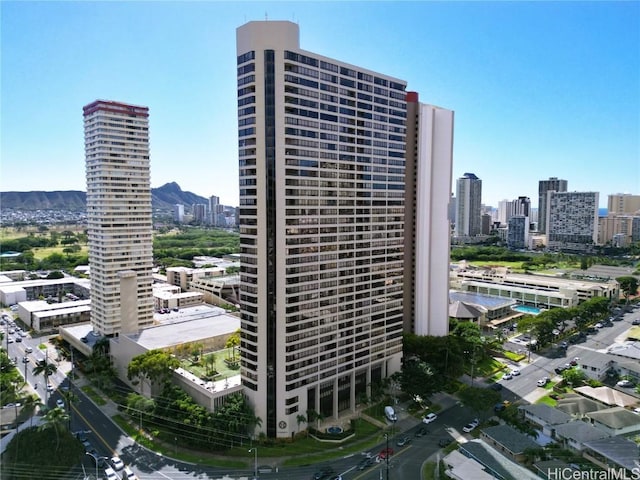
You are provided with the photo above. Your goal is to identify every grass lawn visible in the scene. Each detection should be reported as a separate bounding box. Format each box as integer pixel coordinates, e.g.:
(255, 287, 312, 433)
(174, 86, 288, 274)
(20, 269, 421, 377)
(503, 351, 526, 362)
(81, 385, 107, 406)
(473, 357, 507, 377)
(470, 261, 525, 270)
(32, 245, 88, 260)
(536, 395, 557, 407)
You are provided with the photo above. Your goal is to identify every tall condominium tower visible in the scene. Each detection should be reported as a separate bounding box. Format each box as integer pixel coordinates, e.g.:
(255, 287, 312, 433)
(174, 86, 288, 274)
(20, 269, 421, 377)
(404, 92, 453, 337)
(83, 100, 154, 335)
(538, 177, 567, 233)
(455, 173, 482, 237)
(237, 21, 412, 438)
(546, 191, 598, 252)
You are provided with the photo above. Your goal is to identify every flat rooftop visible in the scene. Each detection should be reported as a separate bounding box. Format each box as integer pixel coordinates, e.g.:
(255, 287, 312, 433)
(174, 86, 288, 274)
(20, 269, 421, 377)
(450, 290, 516, 309)
(129, 306, 240, 350)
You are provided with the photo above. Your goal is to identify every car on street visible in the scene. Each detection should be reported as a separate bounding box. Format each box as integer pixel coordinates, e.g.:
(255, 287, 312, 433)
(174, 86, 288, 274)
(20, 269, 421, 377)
(633, 319, 640, 326)
(462, 418, 480, 433)
(56, 399, 65, 409)
(414, 426, 428, 437)
(396, 436, 412, 447)
(537, 377, 549, 387)
(378, 447, 394, 460)
(555, 365, 568, 374)
(22, 357, 29, 363)
(617, 379, 634, 388)
(494, 402, 507, 412)
(510, 368, 520, 376)
(25, 347, 33, 353)
(502, 372, 513, 380)
(559, 341, 568, 349)
(47, 384, 54, 393)
(595, 323, 603, 328)
(312, 466, 335, 480)
(14, 336, 21, 342)
(357, 457, 373, 470)
(422, 412, 437, 424)
(570, 357, 579, 366)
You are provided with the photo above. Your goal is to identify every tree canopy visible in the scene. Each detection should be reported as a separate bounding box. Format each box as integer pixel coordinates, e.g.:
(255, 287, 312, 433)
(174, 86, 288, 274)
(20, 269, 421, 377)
(127, 349, 180, 393)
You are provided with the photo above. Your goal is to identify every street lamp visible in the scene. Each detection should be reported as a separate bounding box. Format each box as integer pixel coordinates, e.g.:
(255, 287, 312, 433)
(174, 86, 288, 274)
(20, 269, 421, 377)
(85, 452, 98, 480)
(248, 447, 258, 479)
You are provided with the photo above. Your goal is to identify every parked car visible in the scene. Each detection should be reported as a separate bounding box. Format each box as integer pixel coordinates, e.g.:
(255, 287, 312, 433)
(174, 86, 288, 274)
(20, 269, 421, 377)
(56, 399, 65, 409)
(104, 468, 118, 480)
(555, 365, 568, 374)
(414, 426, 428, 437)
(25, 346, 33, 353)
(537, 377, 549, 387)
(632, 319, 640, 326)
(46, 384, 54, 393)
(396, 436, 412, 447)
(123, 466, 139, 480)
(502, 372, 513, 380)
(422, 413, 437, 424)
(494, 402, 507, 412)
(110, 456, 124, 471)
(617, 379, 634, 388)
(462, 418, 480, 433)
(510, 368, 520, 376)
(570, 357, 579, 366)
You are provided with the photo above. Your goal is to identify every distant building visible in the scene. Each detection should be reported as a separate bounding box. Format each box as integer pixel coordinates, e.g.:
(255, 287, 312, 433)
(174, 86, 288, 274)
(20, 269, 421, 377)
(174, 204, 184, 223)
(455, 173, 482, 237)
(507, 215, 529, 250)
(538, 177, 567, 233)
(546, 191, 598, 252)
(608, 193, 640, 215)
(193, 204, 207, 224)
(83, 100, 154, 335)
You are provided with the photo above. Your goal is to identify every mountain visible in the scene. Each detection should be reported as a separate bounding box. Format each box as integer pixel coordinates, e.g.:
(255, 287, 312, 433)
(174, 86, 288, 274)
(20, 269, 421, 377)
(0, 182, 209, 211)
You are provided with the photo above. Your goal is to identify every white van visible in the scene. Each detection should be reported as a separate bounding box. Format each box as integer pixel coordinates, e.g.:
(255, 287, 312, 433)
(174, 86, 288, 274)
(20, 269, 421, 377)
(384, 405, 397, 422)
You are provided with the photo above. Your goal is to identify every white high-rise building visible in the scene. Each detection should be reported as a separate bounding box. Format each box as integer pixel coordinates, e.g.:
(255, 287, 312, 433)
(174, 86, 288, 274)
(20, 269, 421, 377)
(84, 100, 154, 335)
(455, 173, 482, 237)
(237, 20, 448, 438)
(404, 93, 453, 337)
(538, 177, 567, 233)
(547, 191, 598, 252)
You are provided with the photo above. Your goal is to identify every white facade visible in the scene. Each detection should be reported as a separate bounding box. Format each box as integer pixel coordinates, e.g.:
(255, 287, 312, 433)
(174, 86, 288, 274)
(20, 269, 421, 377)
(404, 96, 453, 337)
(236, 21, 408, 438)
(546, 191, 599, 252)
(455, 173, 482, 237)
(84, 100, 154, 335)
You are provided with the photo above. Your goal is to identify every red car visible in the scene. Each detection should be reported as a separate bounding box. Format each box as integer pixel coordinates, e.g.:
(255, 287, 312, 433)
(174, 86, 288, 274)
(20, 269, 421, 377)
(378, 448, 394, 460)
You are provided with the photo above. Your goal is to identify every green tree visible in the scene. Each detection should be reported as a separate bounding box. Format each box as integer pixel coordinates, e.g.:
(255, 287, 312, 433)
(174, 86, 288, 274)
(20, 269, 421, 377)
(562, 367, 586, 386)
(21, 393, 43, 427)
(617, 276, 639, 304)
(457, 385, 501, 419)
(32, 359, 58, 403)
(225, 329, 241, 360)
(39, 406, 69, 452)
(398, 356, 438, 401)
(128, 349, 180, 394)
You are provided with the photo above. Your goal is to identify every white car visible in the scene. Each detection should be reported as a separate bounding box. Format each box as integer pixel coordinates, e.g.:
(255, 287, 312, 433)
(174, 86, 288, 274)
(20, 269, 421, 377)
(616, 379, 634, 388)
(104, 467, 118, 480)
(510, 369, 520, 376)
(502, 372, 513, 380)
(422, 412, 437, 424)
(111, 456, 124, 471)
(537, 377, 549, 387)
(462, 418, 480, 433)
(56, 399, 65, 409)
(123, 466, 139, 480)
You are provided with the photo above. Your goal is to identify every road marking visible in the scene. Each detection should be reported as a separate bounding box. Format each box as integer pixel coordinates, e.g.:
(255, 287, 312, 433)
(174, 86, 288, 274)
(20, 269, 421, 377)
(72, 402, 119, 457)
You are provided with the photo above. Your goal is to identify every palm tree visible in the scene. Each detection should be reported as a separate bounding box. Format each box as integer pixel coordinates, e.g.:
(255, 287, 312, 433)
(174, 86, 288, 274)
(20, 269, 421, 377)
(39, 407, 69, 452)
(21, 393, 43, 427)
(32, 358, 57, 403)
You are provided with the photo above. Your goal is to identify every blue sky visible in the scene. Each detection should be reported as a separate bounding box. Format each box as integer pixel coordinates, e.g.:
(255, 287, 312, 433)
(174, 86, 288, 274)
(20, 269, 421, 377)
(1, 1, 638, 208)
